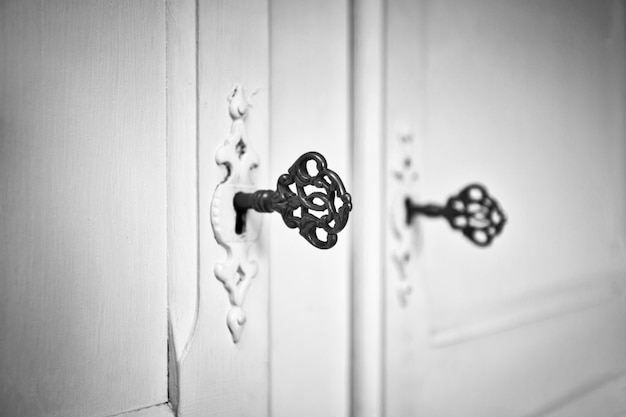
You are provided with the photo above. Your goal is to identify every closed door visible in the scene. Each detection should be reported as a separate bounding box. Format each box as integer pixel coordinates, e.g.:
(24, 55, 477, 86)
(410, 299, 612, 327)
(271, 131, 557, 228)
(7, 2, 616, 417)
(0, 1, 169, 416)
(1, 1, 353, 416)
(175, 0, 352, 416)
(383, 0, 626, 416)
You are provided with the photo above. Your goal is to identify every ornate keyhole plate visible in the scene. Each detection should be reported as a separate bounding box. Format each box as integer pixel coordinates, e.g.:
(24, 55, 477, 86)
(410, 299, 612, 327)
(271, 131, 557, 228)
(210, 85, 262, 343)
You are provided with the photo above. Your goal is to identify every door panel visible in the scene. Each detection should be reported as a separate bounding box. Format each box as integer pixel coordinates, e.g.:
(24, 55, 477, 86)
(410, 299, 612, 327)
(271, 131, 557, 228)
(9, 1, 619, 416)
(385, 0, 626, 415)
(0, 1, 167, 416)
(384, 1, 427, 416)
(421, 0, 626, 323)
(270, 1, 351, 416)
(2, 2, 353, 416)
(166, 0, 353, 414)
(177, 1, 270, 416)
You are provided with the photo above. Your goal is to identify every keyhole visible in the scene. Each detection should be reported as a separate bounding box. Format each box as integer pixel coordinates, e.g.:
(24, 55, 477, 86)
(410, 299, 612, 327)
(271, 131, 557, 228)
(235, 266, 245, 286)
(235, 207, 247, 235)
(235, 139, 247, 159)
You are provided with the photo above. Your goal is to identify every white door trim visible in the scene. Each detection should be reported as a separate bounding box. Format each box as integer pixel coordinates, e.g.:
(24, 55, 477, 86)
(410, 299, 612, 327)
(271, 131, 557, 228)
(165, 0, 199, 412)
(350, 0, 387, 416)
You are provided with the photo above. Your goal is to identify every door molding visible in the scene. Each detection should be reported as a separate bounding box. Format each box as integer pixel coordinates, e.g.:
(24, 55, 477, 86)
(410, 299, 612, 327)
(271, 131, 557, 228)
(165, 0, 199, 413)
(350, 0, 386, 416)
(430, 272, 626, 347)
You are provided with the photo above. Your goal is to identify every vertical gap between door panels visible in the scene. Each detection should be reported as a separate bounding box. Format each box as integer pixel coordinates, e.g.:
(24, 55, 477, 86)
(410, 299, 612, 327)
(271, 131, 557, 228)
(346, 1, 353, 415)
(347, 1, 356, 415)
(267, 0, 273, 416)
(193, 0, 201, 367)
(164, 0, 173, 411)
(380, 1, 389, 415)
(349, 0, 387, 415)
(163, 0, 201, 413)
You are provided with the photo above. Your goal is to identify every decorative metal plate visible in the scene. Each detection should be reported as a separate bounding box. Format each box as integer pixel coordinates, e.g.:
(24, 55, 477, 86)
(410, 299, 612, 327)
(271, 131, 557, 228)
(210, 85, 261, 343)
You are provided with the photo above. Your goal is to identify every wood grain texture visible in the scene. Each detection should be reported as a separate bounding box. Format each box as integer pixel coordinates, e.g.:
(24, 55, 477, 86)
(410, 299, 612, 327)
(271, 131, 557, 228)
(269, 1, 351, 416)
(176, 0, 270, 416)
(0, 1, 167, 416)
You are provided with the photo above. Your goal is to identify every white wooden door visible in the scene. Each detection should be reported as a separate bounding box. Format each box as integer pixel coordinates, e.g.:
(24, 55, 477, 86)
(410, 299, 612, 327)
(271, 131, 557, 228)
(170, 1, 353, 416)
(2, 1, 353, 416)
(0, 1, 171, 416)
(269, 2, 351, 416)
(383, 0, 626, 416)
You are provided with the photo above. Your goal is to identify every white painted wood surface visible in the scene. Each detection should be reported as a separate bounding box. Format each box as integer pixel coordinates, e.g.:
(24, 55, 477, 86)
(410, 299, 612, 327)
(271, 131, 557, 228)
(176, 1, 270, 416)
(166, 0, 199, 367)
(384, 1, 427, 416)
(116, 404, 175, 417)
(384, 0, 626, 415)
(269, 2, 351, 417)
(9, 2, 621, 416)
(421, 0, 626, 325)
(0, 1, 168, 416)
(165, 0, 197, 411)
(350, 0, 386, 416)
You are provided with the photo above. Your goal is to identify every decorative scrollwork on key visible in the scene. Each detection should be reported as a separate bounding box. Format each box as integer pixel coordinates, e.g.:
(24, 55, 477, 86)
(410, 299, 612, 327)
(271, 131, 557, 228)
(406, 183, 507, 247)
(234, 151, 353, 249)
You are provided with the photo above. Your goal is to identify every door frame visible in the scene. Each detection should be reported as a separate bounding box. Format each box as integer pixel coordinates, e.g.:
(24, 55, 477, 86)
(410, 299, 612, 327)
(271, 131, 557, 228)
(350, 0, 387, 416)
